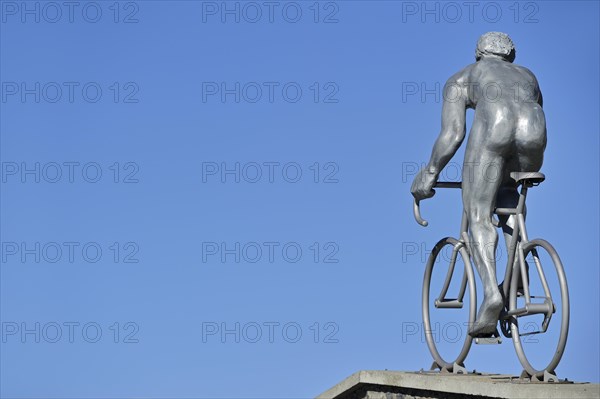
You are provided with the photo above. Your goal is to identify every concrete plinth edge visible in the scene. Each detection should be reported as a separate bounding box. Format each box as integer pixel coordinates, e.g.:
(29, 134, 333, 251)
(316, 370, 600, 399)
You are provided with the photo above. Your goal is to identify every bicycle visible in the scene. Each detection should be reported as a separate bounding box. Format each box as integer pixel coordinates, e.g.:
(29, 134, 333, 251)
(412, 172, 569, 382)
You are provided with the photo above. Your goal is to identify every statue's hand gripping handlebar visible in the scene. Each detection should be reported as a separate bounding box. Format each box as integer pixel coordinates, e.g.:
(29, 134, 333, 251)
(413, 182, 462, 227)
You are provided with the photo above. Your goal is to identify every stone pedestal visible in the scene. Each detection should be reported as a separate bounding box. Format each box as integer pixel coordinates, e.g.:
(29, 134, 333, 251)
(317, 370, 600, 399)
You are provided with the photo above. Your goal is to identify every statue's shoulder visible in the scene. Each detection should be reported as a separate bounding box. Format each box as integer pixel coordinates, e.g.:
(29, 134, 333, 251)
(446, 63, 477, 85)
(513, 64, 537, 78)
(443, 64, 485, 96)
(506, 63, 541, 88)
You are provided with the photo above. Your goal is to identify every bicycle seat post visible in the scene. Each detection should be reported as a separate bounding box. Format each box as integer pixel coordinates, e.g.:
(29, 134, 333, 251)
(517, 183, 529, 215)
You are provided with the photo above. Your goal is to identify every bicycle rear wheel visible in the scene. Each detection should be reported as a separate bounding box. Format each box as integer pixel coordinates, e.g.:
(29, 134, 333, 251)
(509, 239, 569, 378)
(422, 237, 477, 371)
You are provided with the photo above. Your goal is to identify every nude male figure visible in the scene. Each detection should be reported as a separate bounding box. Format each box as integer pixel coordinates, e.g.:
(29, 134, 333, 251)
(411, 32, 546, 336)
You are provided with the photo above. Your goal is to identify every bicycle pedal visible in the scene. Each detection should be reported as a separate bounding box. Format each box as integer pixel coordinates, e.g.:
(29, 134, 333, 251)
(474, 328, 502, 345)
(474, 336, 502, 344)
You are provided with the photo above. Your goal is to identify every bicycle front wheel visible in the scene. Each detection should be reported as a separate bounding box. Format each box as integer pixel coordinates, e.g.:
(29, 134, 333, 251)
(422, 237, 477, 371)
(509, 239, 569, 378)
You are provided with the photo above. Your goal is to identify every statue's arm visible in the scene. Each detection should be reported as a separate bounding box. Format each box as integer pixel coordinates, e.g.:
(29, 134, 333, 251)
(424, 81, 467, 177)
(411, 73, 468, 200)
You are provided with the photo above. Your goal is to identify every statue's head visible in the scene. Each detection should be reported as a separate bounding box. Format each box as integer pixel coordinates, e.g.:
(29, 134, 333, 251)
(476, 32, 516, 63)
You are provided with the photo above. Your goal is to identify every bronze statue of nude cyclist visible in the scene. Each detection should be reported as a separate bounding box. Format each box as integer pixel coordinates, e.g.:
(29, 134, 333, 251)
(411, 32, 546, 337)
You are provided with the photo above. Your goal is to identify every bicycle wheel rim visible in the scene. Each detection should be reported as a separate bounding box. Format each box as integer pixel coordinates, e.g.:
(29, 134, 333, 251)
(510, 239, 569, 377)
(422, 237, 476, 370)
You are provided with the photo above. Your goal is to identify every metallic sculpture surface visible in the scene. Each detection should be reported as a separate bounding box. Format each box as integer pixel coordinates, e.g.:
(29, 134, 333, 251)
(411, 32, 546, 337)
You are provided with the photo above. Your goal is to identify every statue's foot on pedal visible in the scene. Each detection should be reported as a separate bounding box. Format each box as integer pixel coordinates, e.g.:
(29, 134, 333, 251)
(469, 295, 503, 337)
(473, 328, 502, 344)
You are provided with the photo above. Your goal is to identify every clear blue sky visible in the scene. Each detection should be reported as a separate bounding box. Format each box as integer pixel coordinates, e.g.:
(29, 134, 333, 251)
(1, 1, 598, 397)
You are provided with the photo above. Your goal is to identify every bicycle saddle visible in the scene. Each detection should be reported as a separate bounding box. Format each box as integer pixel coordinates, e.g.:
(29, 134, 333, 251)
(509, 172, 545, 185)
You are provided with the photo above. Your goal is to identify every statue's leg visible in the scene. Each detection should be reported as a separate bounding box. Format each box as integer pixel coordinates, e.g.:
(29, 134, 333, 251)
(496, 185, 526, 294)
(463, 149, 505, 337)
(499, 135, 544, 295)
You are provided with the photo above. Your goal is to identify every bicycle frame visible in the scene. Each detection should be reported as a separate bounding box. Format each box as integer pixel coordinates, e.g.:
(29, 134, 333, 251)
(417, 181, 555, 334)
(416, 175, 568, 379)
